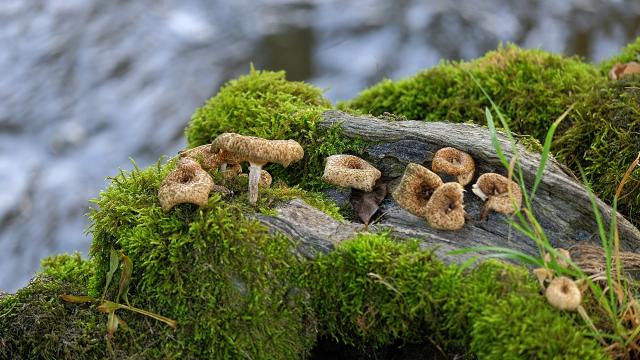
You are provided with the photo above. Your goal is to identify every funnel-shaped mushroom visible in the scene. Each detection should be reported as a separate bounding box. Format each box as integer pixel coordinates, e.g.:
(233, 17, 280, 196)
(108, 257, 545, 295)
(322, 155, 381, 192)
(609, 62, 640, 80)
(179, 144, 222, 171)
(431, 147, 475, 186)
(425, 182, 466, 230)
(211, 133, 303, 205)
(392, 163, 443, 219)
(158, 158, 214, 212)
(545, 276, 581, 311)
(544, 248, 572, 269)
(472, 173, 522, 220)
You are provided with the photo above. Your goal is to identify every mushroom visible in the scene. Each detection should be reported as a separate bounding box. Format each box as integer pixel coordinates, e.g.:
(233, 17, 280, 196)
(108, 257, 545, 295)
(222, 163, 243, 180)
(322, 155, 381, 192)
(609, 62, 640, 80)
(392, 163, 443, 219)
(211, 133, 303, 205)
(545, 276, 582, 311)
(425, 182, 466, 230)
(543, 248, 572, 269)
(431, 147, 475, 186)
(158, 158, 214, 212)
(472, 173, 522, 220)
(239, 170, 272, 188)
(179, 144, 222, 172)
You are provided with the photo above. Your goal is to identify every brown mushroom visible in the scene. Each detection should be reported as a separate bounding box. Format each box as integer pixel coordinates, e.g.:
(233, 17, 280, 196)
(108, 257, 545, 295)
(392, 163, 443, 219)
(609, 62, 640, 80)
(322, 155, 381, 192)
(545, 276, 582, 311)
(472, 173, 522, 220)
(222, 163, 243, 180)
(431, 147, 475, 186)
(544, 248, 572, 269)
(239, 170, 272, 188)
(211, 133, 303, 205)
(158, 158, 214, 212)
(425, 182, 466, 230)
(179, 144, 222, 171)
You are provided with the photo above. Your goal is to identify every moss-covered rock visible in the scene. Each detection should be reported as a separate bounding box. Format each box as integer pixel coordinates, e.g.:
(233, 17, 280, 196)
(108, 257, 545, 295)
(309, 233, 606, 359)
(599, 36, 640, 74)
(340, 45, 601, 143)
(185, 68, 365, 189)
(554, 75, 640, 226)
(86, 161, 317, 359)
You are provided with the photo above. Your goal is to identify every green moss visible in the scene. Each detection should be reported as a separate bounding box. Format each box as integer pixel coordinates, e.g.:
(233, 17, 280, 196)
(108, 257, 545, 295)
(40, 252, 94, 288)
(554, 75, 640, 226)
(309, 233, 606, 358)
(185, 68, 366, 189)
(86, 160, 316, 359)
(599, 36, 640, 74)
(341, 44, 601, 143)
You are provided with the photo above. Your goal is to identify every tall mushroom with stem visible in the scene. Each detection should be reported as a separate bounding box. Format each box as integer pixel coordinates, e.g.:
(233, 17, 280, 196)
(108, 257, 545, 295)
(211, 133, 304, 205)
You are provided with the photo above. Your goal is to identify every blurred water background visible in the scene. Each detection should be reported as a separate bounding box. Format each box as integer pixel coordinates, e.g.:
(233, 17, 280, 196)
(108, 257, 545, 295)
(1, 0, 639, 292)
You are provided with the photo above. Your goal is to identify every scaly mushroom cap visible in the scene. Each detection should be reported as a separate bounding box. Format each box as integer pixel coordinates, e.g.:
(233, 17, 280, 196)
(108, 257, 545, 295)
(322, 155, 382, 192)
(239, 170, 272, 188)
(392, 163, 444, 219)
(545, 276, 582, 311)
(211, 133, 304, 167)
(179, 144, 223, 171)
(472, 173, 522, 216)
(431, 147, 475, 186)
(425, 182, 466, 230)
(158, 158, 214, 212)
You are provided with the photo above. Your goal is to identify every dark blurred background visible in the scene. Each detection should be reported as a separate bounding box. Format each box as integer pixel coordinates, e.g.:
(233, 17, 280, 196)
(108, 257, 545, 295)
(1, 0, 639, 292)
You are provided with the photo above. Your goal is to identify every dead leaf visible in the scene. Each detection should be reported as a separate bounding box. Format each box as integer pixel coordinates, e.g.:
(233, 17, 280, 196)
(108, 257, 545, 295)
(349, 179, 387, 225)
(609, 62, 640, 80)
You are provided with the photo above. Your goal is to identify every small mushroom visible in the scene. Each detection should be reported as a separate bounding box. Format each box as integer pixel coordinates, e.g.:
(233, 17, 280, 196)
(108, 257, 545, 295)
(392, 163, 443, 219)
(425, 182, 466, 230)
(158, 158, 214, 212)
(239, 170, 272, 188)
(472, 173, 522, 220)
(431, 147, 475, 186)
(533, 267, 552, 288)
(543, 248, 572, 269)
(545, 276, 582, 311)
(609, 62, 640, 80)
(222, 163, 243, 180)
(322, 155, 381, 192)
(211, 133, 303, 205)
(179, 144, 222, 171)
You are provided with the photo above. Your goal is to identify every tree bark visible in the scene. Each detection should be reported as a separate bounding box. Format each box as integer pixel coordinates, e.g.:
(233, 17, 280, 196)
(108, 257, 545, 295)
(260, 110, 640, 262)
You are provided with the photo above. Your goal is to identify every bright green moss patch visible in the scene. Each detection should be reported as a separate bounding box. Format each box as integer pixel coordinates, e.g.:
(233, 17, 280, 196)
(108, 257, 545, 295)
(599, 36, 640, 74)
(40, 252, 94, 288)
(87, 160, 317, 359)
(341, 45, 602, 143)
(554, 75, 640, 226)
(309, 233, 606, 358)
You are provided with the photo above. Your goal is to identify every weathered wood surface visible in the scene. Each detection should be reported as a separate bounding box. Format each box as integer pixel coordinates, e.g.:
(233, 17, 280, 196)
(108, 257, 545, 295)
(259, 110, 640, 261)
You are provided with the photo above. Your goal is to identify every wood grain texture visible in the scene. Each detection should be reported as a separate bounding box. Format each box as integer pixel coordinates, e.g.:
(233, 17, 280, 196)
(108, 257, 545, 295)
(257, 110, 640, 262)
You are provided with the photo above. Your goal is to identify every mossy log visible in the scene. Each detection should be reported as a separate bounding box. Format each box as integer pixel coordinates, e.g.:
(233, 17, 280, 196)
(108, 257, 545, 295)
(260, 110, 640, 261)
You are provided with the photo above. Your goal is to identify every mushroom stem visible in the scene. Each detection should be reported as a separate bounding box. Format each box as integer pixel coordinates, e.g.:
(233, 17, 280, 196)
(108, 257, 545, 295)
(220, 162, 228, 173)
(248, 163, 263, 205)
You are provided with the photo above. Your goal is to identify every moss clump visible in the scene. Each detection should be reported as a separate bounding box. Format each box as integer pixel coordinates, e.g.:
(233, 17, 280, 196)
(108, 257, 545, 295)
(599, 36, 640, 74)
(309, 233, 606, 359)
(40, 252, 94, 287)
(185, 68, 366, 189)
(86, 160, 317, 358)
(554, 75, 640, 226)
(341, 45, 601, 143)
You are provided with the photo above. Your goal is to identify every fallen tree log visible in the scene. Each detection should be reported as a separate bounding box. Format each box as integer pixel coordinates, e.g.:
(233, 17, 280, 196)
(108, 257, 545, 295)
(260, 110, 640, 261)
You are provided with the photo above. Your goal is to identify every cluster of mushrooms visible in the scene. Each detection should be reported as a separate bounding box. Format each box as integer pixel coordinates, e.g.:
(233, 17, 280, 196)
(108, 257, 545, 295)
(534, 249, 584, 312)
(322, 147, 523, 230)
(158, 133, 303, 211)
(159, 136, 584, 311)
